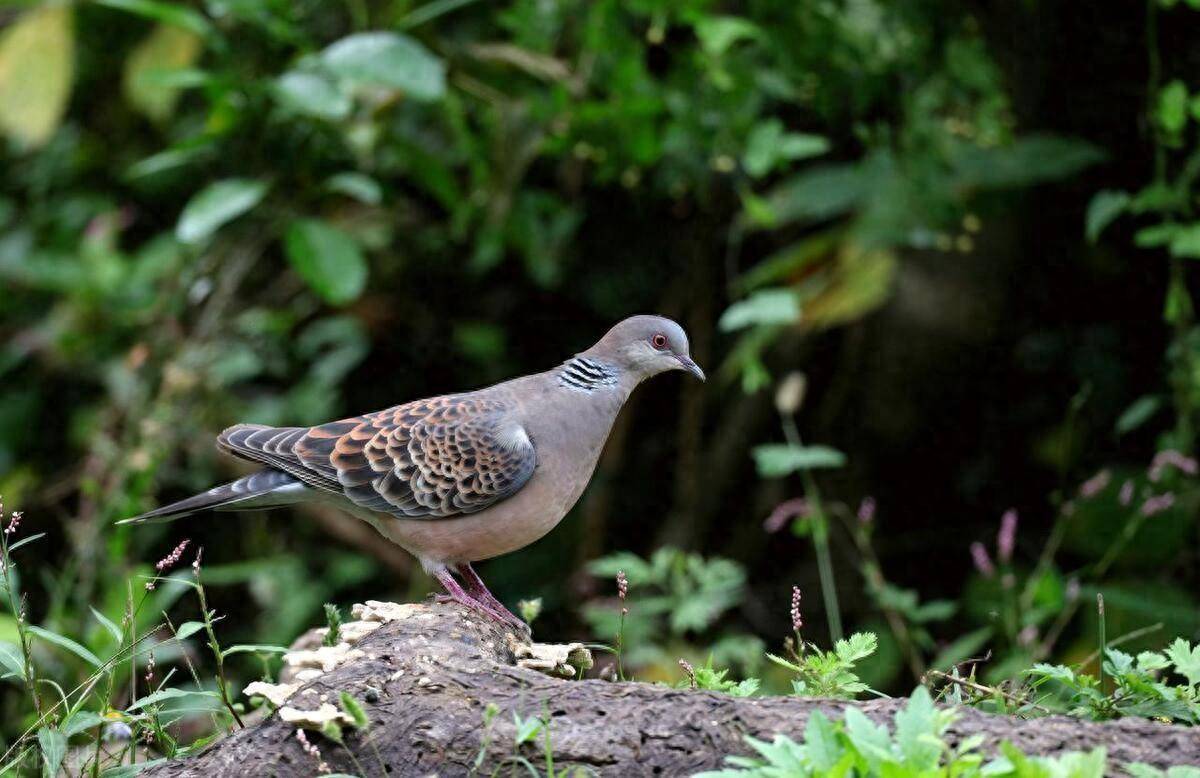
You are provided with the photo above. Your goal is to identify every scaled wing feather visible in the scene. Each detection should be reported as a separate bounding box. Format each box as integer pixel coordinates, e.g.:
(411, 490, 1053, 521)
(217, 395, 536, 520)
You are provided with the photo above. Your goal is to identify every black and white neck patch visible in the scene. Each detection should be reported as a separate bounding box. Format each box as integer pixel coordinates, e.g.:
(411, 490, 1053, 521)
(558, 357, 619, 392)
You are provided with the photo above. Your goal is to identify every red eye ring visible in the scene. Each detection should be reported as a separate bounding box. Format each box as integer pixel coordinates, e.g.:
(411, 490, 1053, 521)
(651, 333, 668, 350)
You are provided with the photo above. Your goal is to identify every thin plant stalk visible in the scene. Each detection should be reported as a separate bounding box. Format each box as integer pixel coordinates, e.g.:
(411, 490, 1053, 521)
(127, 581, 137, 765)
(615, 610, 626, 682)
(163, 614, 223, 734)
(0, 530, 42, 717)
(1097, 593, 1107, 694)
(781, 414, 843, 642)
(842, 512, 925, 679)
(193, 574, 244, 728)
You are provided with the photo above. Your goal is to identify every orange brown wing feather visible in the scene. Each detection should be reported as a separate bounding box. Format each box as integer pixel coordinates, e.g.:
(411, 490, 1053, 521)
(217, 395, 536, 519)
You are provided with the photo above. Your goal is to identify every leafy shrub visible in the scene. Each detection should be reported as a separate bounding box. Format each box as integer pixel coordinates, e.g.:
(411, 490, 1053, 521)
(586, 549, 763, 673)
(695, 687, 1195, 778)
(767, 632, 878, 699)
(1027, 640, 1200, 724)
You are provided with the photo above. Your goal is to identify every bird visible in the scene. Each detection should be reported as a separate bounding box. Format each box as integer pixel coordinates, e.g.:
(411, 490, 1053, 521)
(120, 315, 705, 628)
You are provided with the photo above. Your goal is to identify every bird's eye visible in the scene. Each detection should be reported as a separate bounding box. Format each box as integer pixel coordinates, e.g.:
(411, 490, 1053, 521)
(651, 333, 668, 350)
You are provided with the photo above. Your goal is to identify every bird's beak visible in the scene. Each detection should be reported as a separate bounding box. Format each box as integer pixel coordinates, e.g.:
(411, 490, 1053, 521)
(677, 355, 706, 382)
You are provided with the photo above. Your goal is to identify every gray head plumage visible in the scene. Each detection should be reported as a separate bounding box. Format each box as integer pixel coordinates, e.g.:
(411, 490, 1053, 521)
(582, 315, 705, 382)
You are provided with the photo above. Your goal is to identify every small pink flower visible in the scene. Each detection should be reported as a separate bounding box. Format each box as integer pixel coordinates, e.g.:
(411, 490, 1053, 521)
(1140, 493, 1175, 517)
(856, 497, 876, 525)
(147, 539, 190, 590)
(616, 570, 628, 601)
(996, 509, 1018, 563)
(295, 729, 330, 774)
(970, 542, 995, 578)
(1149, 450, 1198, 482)
(192, 546, 203, 576)
(4, 510, 22, 536)
(1065, 577, 1081, 602)
(155, 539, 190, 572)
(790, 586, 803, 633)
(1119, 480, 1134, 506)
(1079, 469, 1111, 499)
(763, 498, 809, 534)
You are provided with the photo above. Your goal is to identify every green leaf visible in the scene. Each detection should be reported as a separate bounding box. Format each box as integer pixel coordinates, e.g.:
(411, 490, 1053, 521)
(718, 289, 801, 332)
(100, 758, 169, 778)
(37, 727, 66, 778)
(910, 600, 956, 623)
(1136, 651, 1170, 673)
(400, 0, 486, 29)
(803, 711, 841, 772)
(894, 687, 940, 769)
(752, 444, 846, 477)
(172, 621, 205, 642)
(27, 625, 101, 667)
(220, 644, 289, 657)
(751, 163, 867, 228)
(1135, 222, 1180, 248)
(1165, 638, 1200, 686)
(1026, 663, 1075, 684)
(6, 532, 46, 554)
(273, 71, 351, 121)
(0, 641, 25, 679)
(1085, 190, 1130, 243)
(834, 632, 878, 664)
(62, 711, 107, 737)
(742, 119, 829, 178)
(512, 712, 543, 745)
(126, 687, 220, 713)
(1116, 395, 1162, 435)
(96, 0, 214, 39)
(1157, 80, 1189, 134)
(176, 178, 269, 245)
(283, 219, 368, 305)
(339, 692, 369, 729)
(321, 32, 445, 101)
(693, 16, 760, 55)
(1169, 223, 1200, 258)
(952, 135, 1104, 190)
(325, 172, 382, 205)
(1127, 766, 1166, 778)
(0, 5, 75, 149)
(122, 24, 203, 123)
(90, 606, 124, 643)
(843, 707, 892, 762)
(321, 720, 345, 743)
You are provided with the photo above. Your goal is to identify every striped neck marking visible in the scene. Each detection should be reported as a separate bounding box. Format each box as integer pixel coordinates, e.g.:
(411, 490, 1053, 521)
(558, 356, 619, 392)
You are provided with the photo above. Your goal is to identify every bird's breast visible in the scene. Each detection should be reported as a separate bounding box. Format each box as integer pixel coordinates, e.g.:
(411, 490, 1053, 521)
(370, 387, 624, 565)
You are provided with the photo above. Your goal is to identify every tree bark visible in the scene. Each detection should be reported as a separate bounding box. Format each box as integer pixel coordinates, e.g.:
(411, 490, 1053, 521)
(143, 602, 1200, 777)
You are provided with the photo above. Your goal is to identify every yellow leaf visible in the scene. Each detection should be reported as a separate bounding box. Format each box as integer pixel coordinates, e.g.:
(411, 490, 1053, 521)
(123, 24, 202, 124)
(799, 244, 897, 330)
(0, 5, 74, 149)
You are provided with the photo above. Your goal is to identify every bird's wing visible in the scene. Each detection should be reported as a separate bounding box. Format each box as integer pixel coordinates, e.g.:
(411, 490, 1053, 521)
(216, 395, 537, 519)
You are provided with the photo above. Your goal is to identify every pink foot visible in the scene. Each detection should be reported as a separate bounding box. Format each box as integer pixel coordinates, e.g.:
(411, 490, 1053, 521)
(456, 563, 529, 632)
(433, 569, 526, 632)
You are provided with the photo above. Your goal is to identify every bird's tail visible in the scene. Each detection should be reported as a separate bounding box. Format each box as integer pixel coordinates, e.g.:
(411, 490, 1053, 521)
(117, 469, 307, 525)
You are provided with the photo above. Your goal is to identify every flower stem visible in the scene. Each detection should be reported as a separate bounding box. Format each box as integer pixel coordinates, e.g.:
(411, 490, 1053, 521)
(782, 414, 843, 642)
(194, 574, 244, 728)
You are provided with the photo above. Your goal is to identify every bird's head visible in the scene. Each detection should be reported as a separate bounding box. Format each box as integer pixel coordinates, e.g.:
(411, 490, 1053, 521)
(586, 315, 705, 382)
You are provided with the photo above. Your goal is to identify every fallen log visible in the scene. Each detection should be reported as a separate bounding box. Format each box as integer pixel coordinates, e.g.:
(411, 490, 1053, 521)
(142, 601, 1200, 777)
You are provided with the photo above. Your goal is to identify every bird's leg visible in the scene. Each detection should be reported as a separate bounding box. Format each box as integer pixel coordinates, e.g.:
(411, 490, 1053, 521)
(456, 563, 527, 630)
(432, 568, 517, 627)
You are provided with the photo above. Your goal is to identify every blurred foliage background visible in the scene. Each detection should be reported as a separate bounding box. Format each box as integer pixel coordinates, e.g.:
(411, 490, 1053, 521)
(1, 0, 1199, 749)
